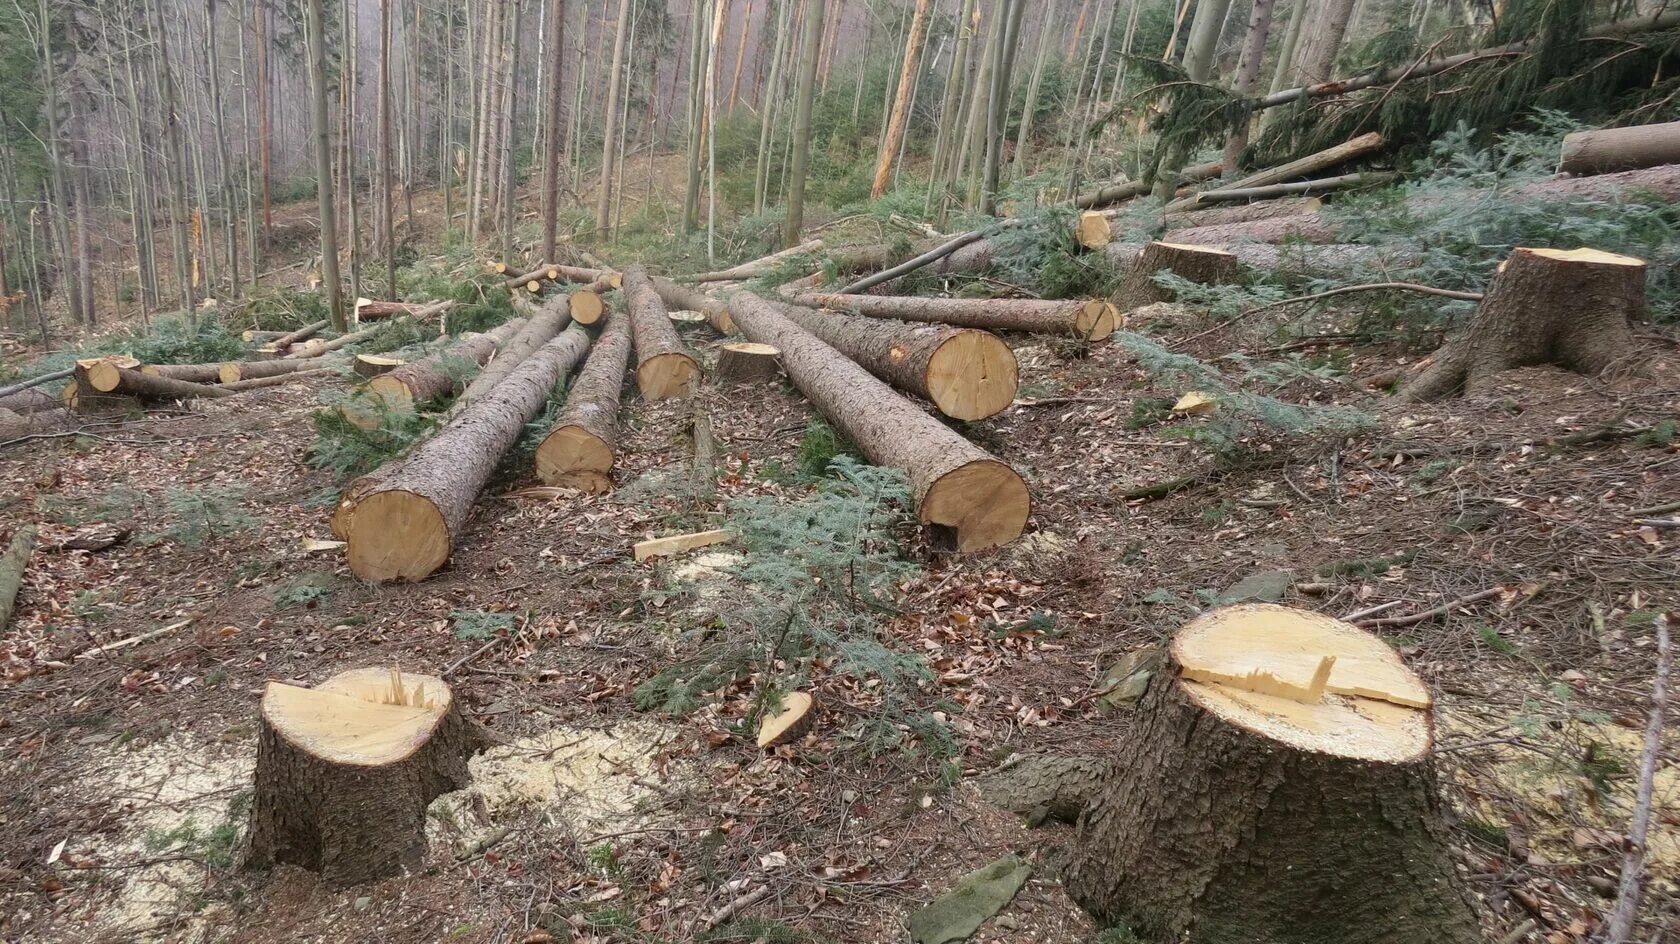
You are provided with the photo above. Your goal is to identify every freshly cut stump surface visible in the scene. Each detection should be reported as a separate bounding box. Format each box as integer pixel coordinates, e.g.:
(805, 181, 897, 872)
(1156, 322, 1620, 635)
(757, 692, 815, 748)
(1065, 604, 1477, 944)
(650, 276, 736, 334)
(715, 342, 783, 383)
(244, 668, 485, 887)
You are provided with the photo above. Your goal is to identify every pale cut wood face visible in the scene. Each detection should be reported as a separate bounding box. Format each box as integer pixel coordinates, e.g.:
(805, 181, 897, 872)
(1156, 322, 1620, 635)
(263, 668, 451, 767)
(757, 692, 814, 748)
(1174, 603, 1433, 763)
(926, 330, 1017, 421)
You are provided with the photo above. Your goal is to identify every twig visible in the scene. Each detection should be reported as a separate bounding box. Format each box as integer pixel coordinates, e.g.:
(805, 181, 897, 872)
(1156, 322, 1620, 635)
(1635, 518, 1680, 529)
(443, 636, 506, 677)
(1340, 600, 1404, 621)
(696, 884, 773, 932)
(1241, 282, 1484, 317)
(456, 824, 514, 861)
(0, 367, 74, 399)
(73, 619, 193, 660)
(1356, 587, 1505, 628)
(1601, 612, 1672, 944)
(1496, 918, 1538, 944)
(1629, 500, 1680, 516)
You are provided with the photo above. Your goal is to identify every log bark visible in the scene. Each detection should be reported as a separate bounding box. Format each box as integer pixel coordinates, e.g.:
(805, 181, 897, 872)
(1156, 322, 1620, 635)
(140, 363, 224, 383)
(1187, 171, 1396, 205)
(624, 267, 700, 400)
(285, 321, 395, 359)
(340, 317, 528, 427)
(764, 300, 1017, 421)
(219, 358, 325, 384)
(75, 357, 233, 401)
(262, 318, 331, 352)
(1164, 196, 1323, 230)
(535, 307, 631, 494)
(222, 367, 339, 393)
(244, 668, 486, 886)
(0, 525, 36, 633)
(0, 367, 75, 399)
(0, 387, 65, 415)
(651, 276, 736, 334)
(1065, 604, 1479, 944)
(723, 291, 1030, 551)
(1116, 242, 1241, 309)
(344, 326, 592, 581)
(690, 239, 824, 282)
(548, 264, 620, 286)
(355, 299, 456, 322)
(1401, 247, 1645, 401)
(1163, 212, 1337, 246)
(454, 295, 571, 408)
(715, 342, 784, 383)
(1106, 241, 1420, 281)
(1164, 133, 1385, 213)
(1511, 163, 1680, 204)
(1073, 161, 1222, 209)
(787, 291, 1120, 342)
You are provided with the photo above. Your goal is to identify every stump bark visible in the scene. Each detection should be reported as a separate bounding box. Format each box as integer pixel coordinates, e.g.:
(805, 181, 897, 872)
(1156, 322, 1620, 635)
(535, 307, 632, 494)
(1402, 247, 1646, 401)
(715, 342, 784, 383)
(1064, 604, 1479, 944)
(767, 301, 1017, 420)
(787, 291, 1119, 342)
(340, 317, 527, 427)
(1115, 241, 1241, 309)
(623, 267, 700, 400)
(725, 291, 1030, 551)
(243, 668, 486, 886)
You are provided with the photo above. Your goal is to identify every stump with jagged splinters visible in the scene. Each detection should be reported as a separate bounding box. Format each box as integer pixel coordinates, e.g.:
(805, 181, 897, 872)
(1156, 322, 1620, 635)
(1065, 604, 1479, 944)
(244, 668, 486, 886)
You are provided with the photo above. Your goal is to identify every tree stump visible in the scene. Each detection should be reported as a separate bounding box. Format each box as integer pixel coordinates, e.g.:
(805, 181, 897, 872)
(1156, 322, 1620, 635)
(353, 354, 406, 378)
(244, 668, 486, 886)
(1065, 604, 1478, 944)
(1402, 247, 1646, 401)
(715, 342, 783, 383)
(1115, 241, 1240, 309)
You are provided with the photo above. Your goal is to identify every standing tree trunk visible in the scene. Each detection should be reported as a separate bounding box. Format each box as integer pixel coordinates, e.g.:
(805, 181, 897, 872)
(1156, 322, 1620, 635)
(1221, 0, 1276, 172)
(1293, 0, 1355, 85)
(536, 307, 631, 493)
(151, 0, 198, 318)
(253, 0, 272, 247)
(752, 0, 792, 213)
(682, 0, 709, 233)
(783, 0, 824, 246)
(303, 0, 345, 330)
(1065, 604, 1480, 944)
(595, 0, 633, 237)
(1182, 0, 1234, 82)
(623, 267, 701, 400)
(1010, 0, 1060, 176)
(204, 0, 241, 296)
(380, 0, 397, 297)
(979, 0, 1026, 215)
(540, 0, 566, 261)
(926, 0, 978, 213)
(1266, 0, 1306, 96)
(870, 0, 934, 198)
(1401, 247, 1646, 401)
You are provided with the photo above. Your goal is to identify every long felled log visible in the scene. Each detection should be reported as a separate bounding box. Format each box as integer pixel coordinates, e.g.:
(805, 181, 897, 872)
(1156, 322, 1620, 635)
(788, 290, 1120, 342)
(222, 366, 339, 393)
(689, 239, 824, 282)
(623, 267, 700, 399)
(355, 299, 455, 321)
(766, 299, 1018, 421)
(0, 387, 65, 415)
(1116, 242, 1241, 309)
(724, 291, 1030, 551)
(455, 294, 572, 406)
(74, 357, 233, 401)
(651, 276, 736, 333)
(1186, 171, 1397, 205)
(140, 363, 224, 383)
(339, 317, 528, 427)
(1073, 161, 1224, 209)
(535, 307, 631, 494)
(550, 264, 621, 286)
(0, 525, 36, 633)
(220, 357, 325, 384)
(1107, 241, 1420, 282)
(244, 668, 486, 886)
(343, 327, 592, 581)
(284, 321, 395, 359)
(1164, 133, 1385, 213)
(1512, 162, 1680, 204)
(262, 319, 331, 352)
(1162, 213, 1337, 246)
(1065, 604, 1479, 944)
(1164, 197, 1323, 230)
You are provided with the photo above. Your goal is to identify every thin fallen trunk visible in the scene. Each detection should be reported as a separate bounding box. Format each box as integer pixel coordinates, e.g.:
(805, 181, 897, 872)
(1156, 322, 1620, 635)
(0, 368, 75, 400)
(262, 319, 332, 352)
(285, 321, 408, 359)
(690, 239, 824, 282)
(453, 295, 572, 409)
(0, 525, 36, 633)
(1073, 161, 1222, 210)
(343, 326, 592, 581)
(535, 307, 630, 493)
(787, 291, 1120, 341)
(651, 276, 736, 334)
(0, 388, 64, 415)
(1509, 163, 1680, 204)
(340, 317, 528, 426)
(723, 291, 1030, 552)
(220, 358, 328, 384)
(1164, 133, 1385, 213)
(223, 367, 340, 392)
(1163, 197, 1323, 230)
(624, 267, 700, 399)
(356, 299, 456, 321)
(1166, 213, 1338, 246)
(1187, 171, 1396, 205)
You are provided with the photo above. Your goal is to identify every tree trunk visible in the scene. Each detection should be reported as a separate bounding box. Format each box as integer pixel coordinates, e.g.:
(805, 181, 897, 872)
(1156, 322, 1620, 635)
(1559, 120, 1680, 176)
(263, 320, 332, 353)
(223, 367, 339, 393)
(624, 267, 701, 400)
(1292, 0, 1355, 86)
(763, 299, 1018, 420)
(1401, 247, 1646, 401)
(244, 669, 486, 885)
(343, 327, 591, 581)
(595, 0, 633, 237)
(723, 291, 1029, 551)
(535, 307, 631, 493)
(1164, 132, 1383, 213)
(1010, 0, 1060, 176)
(690, 239, 824, 282)
(871, 0, 934, 198)
(341, 317, 529, 426)
(650, 276, 736, 334)
(541, 0, 566, 260)
(753, 0, 792, 214)
(783, 0, 824, 245)
(221, 358, 330, 384)
(1073, 160, 1223, 209)
(0, 525, 36, 634)
(455, 296, 572, 407)
(1185, 171, 1395, 205)
(979, 0, 1026, 215)
(1116, 242, 1241, 308)
(1221, 0, 1276, 172)
(1182, 0, 1235, 81)
(786, 291, 1120, 341)
(1266, 0, 1307, 96)
(1065, 604, 1479, 944)
(380, 0, 397, 297)
(715, 342, 783, 382)
(141, 363, 225, 384)
(1165, 213, 1336, 245)
(304, 0, 345, 330)
(75, 358, 234, 401)
(926, 0, 976, 211)
(1164, 196, 1323, 230)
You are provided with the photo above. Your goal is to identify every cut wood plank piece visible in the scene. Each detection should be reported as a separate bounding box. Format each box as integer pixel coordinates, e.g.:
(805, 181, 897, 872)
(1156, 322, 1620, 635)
(715, 342, 783, 383)
(650, 276, 735, 333)
(1172, 391, 1217, 414)
(353, 354, 406, 378)
(623, 267, 701, 400)
(1117, 242, 1241, 308)
(1164, 132, 1386, 213)
(725, 291, 1030, 551)
(757, 691, 815, 748)
(1076, 211, 1113, 250)
(536, 307, 632, 494)
(0, 525, 36, 633)
(788, 291, 1120, 342)
(219, 358, 322, 384)
(338, 317, 527, 428)
(1065, 604, 1477, 944)
(766, 300, 1016, 420)
(343, 327, 591, 581)
(244, 668, 485, 886)
(633, 528, 734, 562)
(690, 239, 824, 282)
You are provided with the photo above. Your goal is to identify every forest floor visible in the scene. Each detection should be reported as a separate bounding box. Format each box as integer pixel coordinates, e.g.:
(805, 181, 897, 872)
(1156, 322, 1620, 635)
(2, 178, 1679, 943)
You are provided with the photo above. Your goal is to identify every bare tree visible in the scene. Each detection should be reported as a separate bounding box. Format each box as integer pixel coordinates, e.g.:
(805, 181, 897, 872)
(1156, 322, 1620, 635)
(380, 0, 396, 296)
(783, 0, 823, 245)
(541, 0, 566, 260)
(1295, 0, 1355, 85)
(1223, 0, 1277, 170)
(596, 0, 633, 237)
(870, 0, 933, 198)
(303, 0, 344, 329)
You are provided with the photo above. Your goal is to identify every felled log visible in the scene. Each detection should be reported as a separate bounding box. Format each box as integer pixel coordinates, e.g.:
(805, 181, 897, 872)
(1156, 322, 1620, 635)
(0, 525, 36, 633)
(284, 321, 394, 359)
(140, 363, 224, 384)
(551, 264, 621, 286)
(1164, 133, 1385, 213)
(689, 239, 824, 282)
(504, 264, 562, 291)
(261, 319, 331, 352)
(535, 308, 631, 494)
(241, 329, 289, 344)
(74, 356, 233, 402)
(1160, 213, 1339, 246)
(1064, 604, 1478, 944)
(353, 355, 406, 378)
(1115, 242, 1241, 309)
(339, 317, 528, 428)
(651, 276, 736, 333)
(715, 342, 783, 383)
(219, 358, 324, 384)
(222, 366, 339, 392)
(1402, 247, 1646, 401)
(1164, 197, 1323, 230)
(342, 327, 591, 581)
(1073, 161, 1223, 209)
(1185, 172, 1396, 205)
(765, 300, 1017, 421)
(1106, 241, 1419, 282)
(623, 267, 700, 400)
(567, 278, 613, 325)
(244, 668, 486, 886)
(454, 294, 572, 407)
(0, 387, 64, 415)
(1511, 162, 1680, 203)
(787, 290, 1120, 342)
(724, 291, 1030, 551)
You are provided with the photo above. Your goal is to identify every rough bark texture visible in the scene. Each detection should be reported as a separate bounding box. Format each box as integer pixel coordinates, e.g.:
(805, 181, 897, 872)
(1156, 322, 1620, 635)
(1165, 132, 1384, 213)
(342, 317, 527, 426)
(766, 300, 1018, 420)
(222, 367, 338, 393)
(0, 388, 65, 415)
(1165, 213, 1337, 246)
(1510, 163, 1680, 203)
(455, 295, 571, 409)
(243, 672, 487, 886)
(220, 358, 324, 384)
(1402, 247, 1646, 401)
(76, 361, 233, 401)
(725, 291, 1029, 551)
(1163, 196, 1323, 230)
(285, 322, 391, 358)
(263, 319, 331, 352)
(691, 239, 824, 282)
(788, 291, 1119, 342)
(1559, 121, 1680, 176)
(141, 363, 225, 383)
(1064, 655, 1479, 944)
(344, 327, 592, 581)
(651, 276, 736, 334)
(974, 754, 1108, 824)
(536, 308, 631, 494)
(1073, 161, 1222, 209)
(1106, 241, 1420, 282)
(0, 525, 36, 633)
(715, 343, 784, 383)
(1115, 242, 1241, 308)
(624, 267, 700, 400)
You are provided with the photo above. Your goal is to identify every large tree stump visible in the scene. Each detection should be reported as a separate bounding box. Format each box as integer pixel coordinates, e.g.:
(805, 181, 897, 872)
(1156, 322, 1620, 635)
(715, 342, 784, 383)
(1402, 247, 1645, 401)
(1065, 604, 1478, 944)
(1115, 241, 1241, 309)
(535, 308, 632, 494)
(244, 668, 486, 886)
(623, 267, 700, 400)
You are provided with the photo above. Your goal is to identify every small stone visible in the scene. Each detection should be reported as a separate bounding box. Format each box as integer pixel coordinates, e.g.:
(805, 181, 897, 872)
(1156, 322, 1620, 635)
(995, 915, 1020, 930)
(353, 896, 372, 913)
(1215, 570, 1291, 604)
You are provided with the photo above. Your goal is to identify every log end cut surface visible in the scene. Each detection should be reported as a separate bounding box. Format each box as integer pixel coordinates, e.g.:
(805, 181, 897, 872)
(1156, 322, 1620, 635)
(535, 425, 615, 494)
(1076, 301, 1121, 341)
(344, 489, 451, 581)
(637, 352, 700, 400)
(570, 290, 605, 325)
(757, 692, 815, 748)
(921, 459, 1031, 551)
(1173, 603, 1432, 763)
(925, 330, 1019, 420)
(1523, 246, 1646, 267)
(262, 668, 452, 767)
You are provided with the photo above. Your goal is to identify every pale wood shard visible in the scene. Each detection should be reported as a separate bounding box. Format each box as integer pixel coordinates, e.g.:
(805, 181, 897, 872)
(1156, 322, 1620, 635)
(1076, 210, 1113, 250)
(757, 692, 815, 748)
(633, 528, 735, 562)
(1172, 391, 1217, 414)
